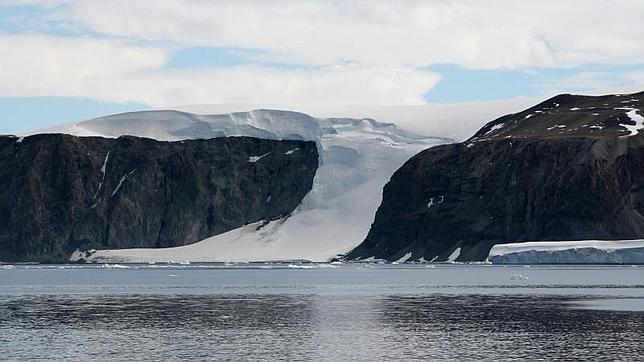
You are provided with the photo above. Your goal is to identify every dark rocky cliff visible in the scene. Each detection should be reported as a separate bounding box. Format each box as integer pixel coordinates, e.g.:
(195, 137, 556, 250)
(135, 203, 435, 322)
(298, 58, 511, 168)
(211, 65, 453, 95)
(347, 91, 644, 262)
(0, 134, 318, 262)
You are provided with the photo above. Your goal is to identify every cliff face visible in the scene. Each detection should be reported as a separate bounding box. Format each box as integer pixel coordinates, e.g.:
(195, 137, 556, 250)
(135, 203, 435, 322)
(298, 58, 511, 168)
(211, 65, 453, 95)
(347, 92, 644, 262)
(0, 134, 318, 262)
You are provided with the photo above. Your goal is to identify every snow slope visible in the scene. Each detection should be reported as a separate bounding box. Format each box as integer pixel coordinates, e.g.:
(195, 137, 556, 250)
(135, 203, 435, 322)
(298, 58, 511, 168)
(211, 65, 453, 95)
(45, 109, 449, 262)
(488, 240, 644, 264)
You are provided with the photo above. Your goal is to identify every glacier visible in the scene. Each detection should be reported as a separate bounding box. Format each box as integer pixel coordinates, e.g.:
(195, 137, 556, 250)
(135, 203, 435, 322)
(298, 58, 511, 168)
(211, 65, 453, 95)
(488, 240, 644, 264)
(45, 109, 449, 262)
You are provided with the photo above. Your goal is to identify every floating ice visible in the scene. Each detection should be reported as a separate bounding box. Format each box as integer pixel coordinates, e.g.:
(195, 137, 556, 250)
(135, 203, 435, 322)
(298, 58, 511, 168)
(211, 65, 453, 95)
(488, 239, 644, 264)
(511, 273, 529, 281)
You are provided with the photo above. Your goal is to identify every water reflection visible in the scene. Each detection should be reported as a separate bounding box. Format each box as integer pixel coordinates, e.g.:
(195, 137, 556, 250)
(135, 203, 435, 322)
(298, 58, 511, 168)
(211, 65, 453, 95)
(0, 294, 642, 361)
(376, 295, 644, 360)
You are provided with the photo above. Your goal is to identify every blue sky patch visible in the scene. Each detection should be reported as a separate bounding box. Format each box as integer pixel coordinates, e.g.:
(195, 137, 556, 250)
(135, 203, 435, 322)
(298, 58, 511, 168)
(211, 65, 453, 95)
(0, 97, 147, 134)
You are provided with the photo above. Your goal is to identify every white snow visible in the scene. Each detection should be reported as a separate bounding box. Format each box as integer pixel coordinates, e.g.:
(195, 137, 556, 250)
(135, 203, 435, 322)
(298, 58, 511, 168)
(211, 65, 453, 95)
(524, 114, 534, 119)
(100, 151, 110, 174)
(426, 195, 444, 209)
(447, 247, 461, 262)
(484, 123, 505, 135)
(55, 109, 447, 263)
(93, 150, 110, 200)
(101, 263, 131, 269)
(15, 136, 24, 143)
(395, 252, 413, 263)
(111, 176, 128, 197)
(488, 239, 644, 264)
(284, 148, 299, 155)
(569, 107, 581, 111)
(546, 125, 566, 131)
(616, 108, 644, 137)
(111, 169, 136, 197)
(90, 198, 102, 209)
(248, 152, 270, 163)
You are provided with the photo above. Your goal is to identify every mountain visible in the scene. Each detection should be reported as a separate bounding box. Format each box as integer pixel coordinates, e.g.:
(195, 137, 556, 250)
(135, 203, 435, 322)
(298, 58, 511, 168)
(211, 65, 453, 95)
(43, 109, 447, 262)
(346, 91, 644, 262)
(0, 134, 317, 262)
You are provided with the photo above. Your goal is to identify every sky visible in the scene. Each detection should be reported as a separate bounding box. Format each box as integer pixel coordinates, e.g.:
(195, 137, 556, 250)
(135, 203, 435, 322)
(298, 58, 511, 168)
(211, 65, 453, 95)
(1, 0, 644, 134)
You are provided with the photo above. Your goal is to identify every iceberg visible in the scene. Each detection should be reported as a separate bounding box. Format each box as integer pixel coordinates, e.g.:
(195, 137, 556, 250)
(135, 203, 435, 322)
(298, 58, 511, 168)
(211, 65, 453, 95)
(488, 240, 644, 264)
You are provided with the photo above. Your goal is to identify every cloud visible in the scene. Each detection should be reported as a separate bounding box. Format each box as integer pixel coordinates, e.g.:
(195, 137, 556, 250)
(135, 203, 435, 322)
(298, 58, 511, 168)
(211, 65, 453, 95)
(33, 0, 644, 69)
(1, 0, 643, 106)
(0, 34, 439, 105)
(0, 34, 167, 97)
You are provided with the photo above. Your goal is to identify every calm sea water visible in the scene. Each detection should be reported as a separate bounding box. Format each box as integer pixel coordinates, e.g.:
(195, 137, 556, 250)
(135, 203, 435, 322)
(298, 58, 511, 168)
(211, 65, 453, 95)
(1, 263, 642, 361)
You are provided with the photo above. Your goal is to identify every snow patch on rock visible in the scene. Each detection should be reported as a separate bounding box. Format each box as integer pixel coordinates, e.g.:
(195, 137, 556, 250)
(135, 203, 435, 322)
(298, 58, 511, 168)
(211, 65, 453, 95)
(617, 108, 644, 137)
(248, 152, 270, 163)
(447, 247, 461, 262)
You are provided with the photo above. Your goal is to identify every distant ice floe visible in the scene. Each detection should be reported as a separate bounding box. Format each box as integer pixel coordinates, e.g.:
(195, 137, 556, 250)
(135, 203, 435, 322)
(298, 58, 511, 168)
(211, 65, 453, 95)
(488, 240, 644, 264)
(510, 273, 529, 281)
(101, 263, 131, 269)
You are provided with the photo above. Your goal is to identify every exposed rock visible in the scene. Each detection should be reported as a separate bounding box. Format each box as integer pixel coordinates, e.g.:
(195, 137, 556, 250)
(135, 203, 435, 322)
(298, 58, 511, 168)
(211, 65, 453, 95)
(347, 91, 644, 262)
(0, 134, 317, 262)
(43, 109, 446, 262)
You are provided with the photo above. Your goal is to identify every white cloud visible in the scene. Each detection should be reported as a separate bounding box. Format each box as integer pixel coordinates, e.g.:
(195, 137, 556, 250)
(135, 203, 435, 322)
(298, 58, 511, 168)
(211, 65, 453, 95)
(0, 34, 438, 105)
(0, 34, 169, 97)
(36, 0, 644, 69)
(1, 1, 643, 106)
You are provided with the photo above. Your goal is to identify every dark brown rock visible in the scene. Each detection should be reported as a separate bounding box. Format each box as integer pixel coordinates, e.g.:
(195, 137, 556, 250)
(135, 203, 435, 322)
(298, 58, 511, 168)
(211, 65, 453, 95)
(347, 92, 644, 262)
(0, 134, 318, 262)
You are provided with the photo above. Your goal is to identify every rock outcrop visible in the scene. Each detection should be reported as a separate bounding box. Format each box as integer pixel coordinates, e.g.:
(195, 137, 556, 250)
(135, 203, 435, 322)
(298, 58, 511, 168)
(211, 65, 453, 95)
(347, 91, 644, 262)
(0, 134, 318, 262)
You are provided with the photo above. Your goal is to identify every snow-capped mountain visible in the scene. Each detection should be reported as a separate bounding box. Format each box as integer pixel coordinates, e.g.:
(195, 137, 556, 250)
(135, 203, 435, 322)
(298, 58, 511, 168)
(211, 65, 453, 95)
(347, 91, 644, 263)
(45, 109, 450, 262)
